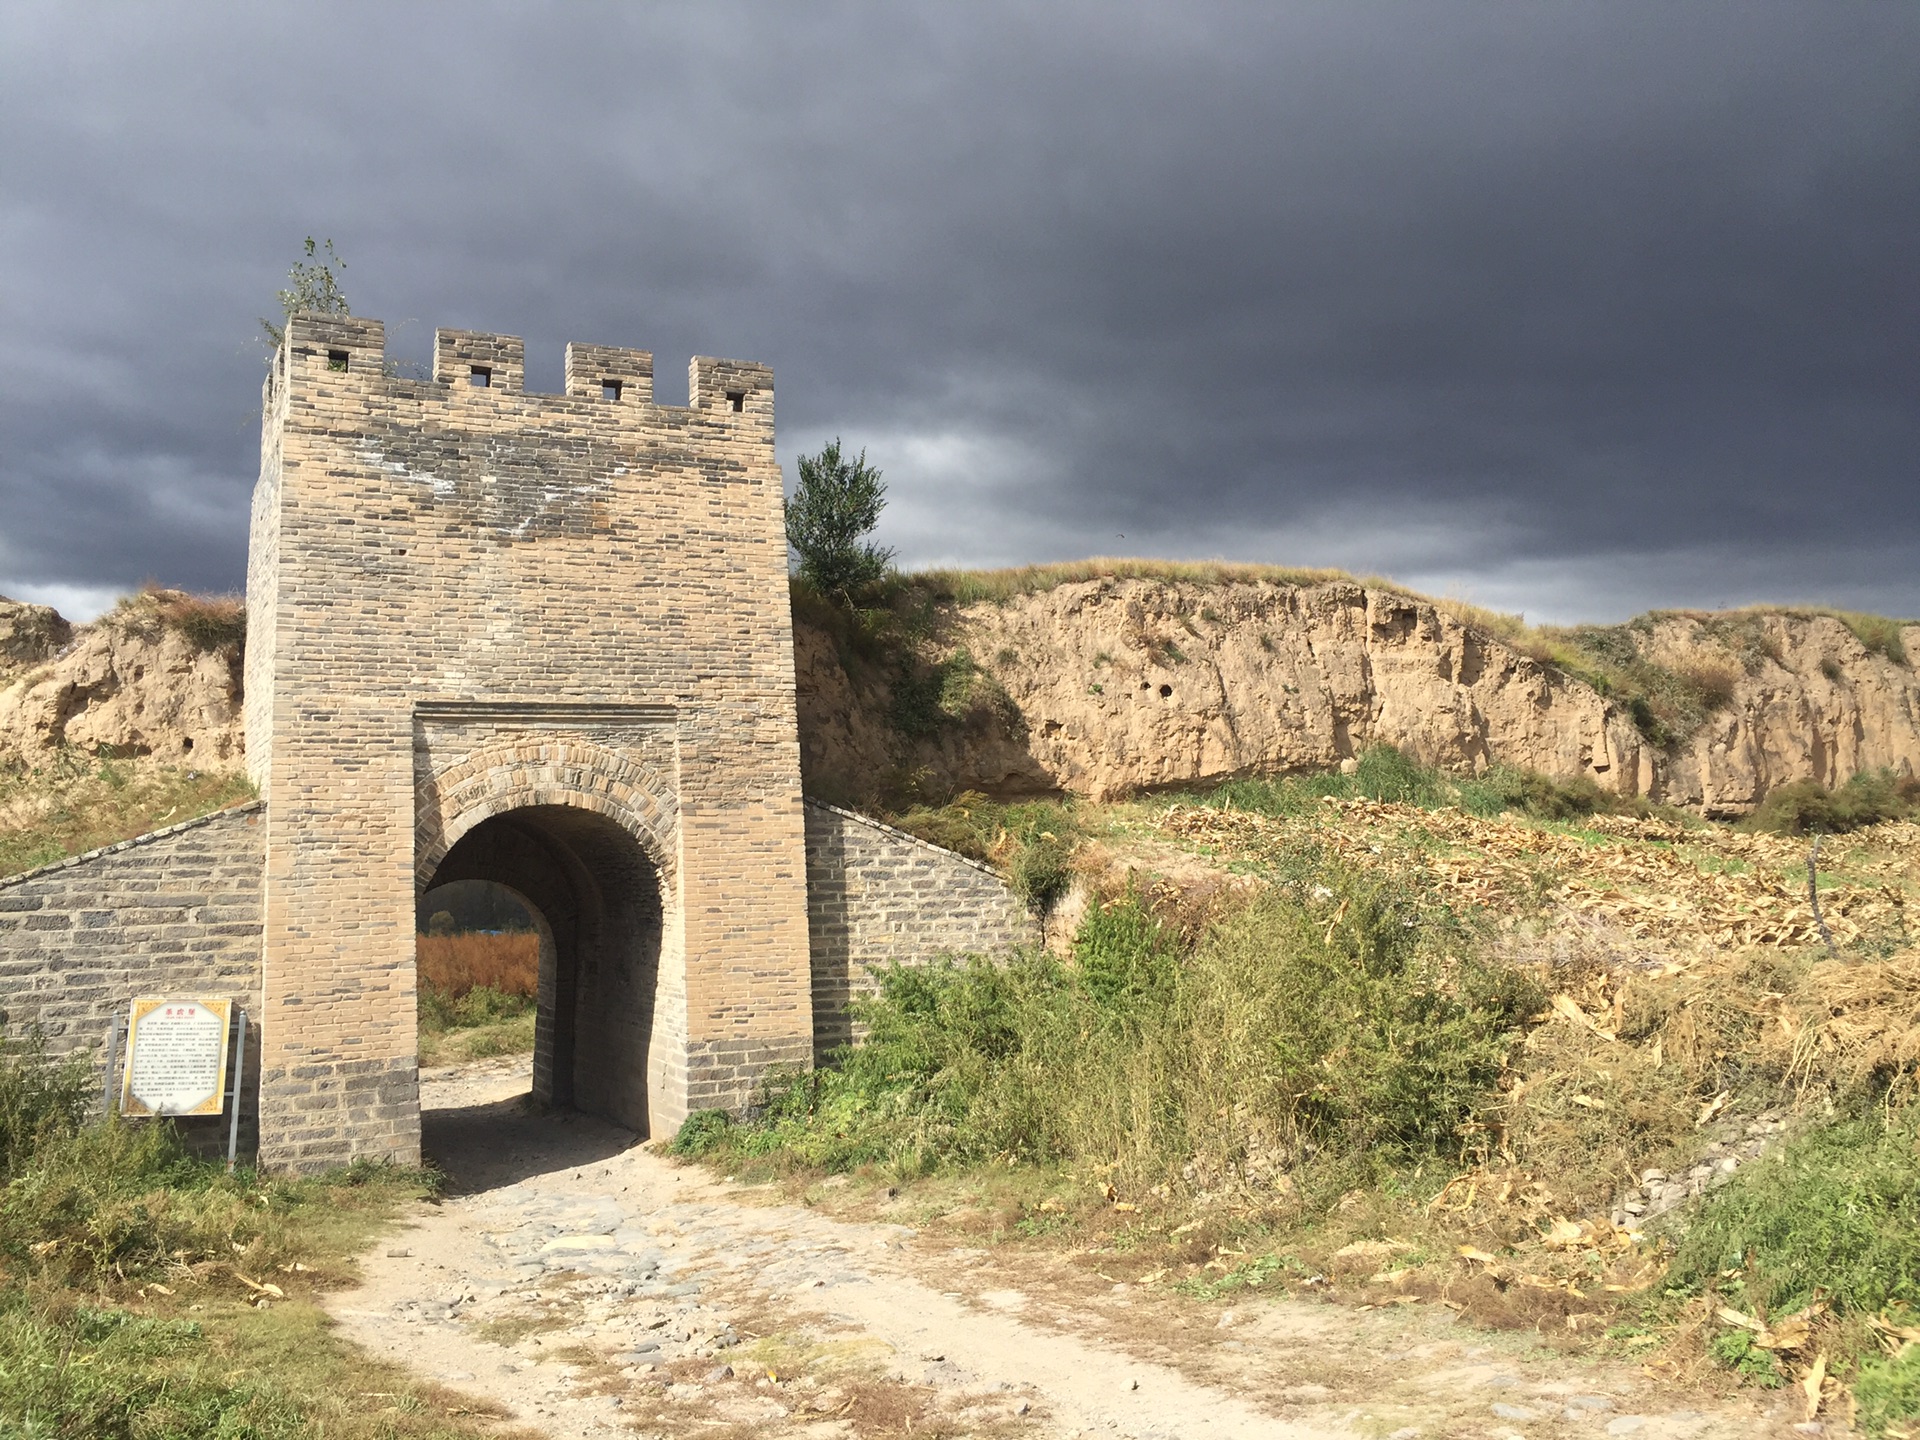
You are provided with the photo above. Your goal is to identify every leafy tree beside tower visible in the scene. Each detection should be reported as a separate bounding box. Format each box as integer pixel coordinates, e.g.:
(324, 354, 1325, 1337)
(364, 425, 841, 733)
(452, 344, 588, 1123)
(785, 439, 895, 602)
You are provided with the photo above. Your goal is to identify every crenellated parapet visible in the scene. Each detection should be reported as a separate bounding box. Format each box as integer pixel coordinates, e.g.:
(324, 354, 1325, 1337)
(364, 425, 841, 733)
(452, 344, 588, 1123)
(263, 313, 770, 429)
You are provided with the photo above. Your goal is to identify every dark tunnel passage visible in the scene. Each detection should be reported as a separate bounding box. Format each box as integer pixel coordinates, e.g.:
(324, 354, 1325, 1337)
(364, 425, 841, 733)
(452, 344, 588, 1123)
(421, 805, 667, 1135)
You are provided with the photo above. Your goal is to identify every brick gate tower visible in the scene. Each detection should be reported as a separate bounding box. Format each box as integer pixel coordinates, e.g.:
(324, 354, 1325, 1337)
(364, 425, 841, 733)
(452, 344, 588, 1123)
(245, 314, 814, 1170)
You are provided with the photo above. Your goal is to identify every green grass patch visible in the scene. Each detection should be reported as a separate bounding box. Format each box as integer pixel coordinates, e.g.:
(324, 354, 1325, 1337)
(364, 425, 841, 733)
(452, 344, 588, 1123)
(1669, 1107, 1920, 1429)
(1175, 1252, 1303, 1299)
(1175, 744, 1658, 825)
(1671, 1111, 1920, 1321)
(1856, 1342, 1920, 1438)
(417, 983, 535, 1067)
(0, 751, 254, 879)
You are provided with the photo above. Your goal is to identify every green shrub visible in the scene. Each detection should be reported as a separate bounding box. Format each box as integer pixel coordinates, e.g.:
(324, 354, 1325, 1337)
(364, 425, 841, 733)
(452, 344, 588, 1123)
(888, 795, 1083, 912)
(1195, 745, 1447, 816)
(1743, 769, 1918, 836)
(1008, 833, 1074, 911)
(1073, 890, 1180, 1013)
(1187, 883, 1539, 1160)
(1347, 745, 1448, 805)
(1456, 765, 1651, 822)
(668, 1109, 734, 1158)
(1704, 1326, 1786, 1387)
(1670, 1110, 1920, 1323)
(699, 869, 1539, 1193)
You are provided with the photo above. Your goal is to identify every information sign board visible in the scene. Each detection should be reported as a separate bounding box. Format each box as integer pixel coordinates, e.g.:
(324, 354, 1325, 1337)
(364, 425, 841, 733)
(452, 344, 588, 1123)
(120, 998, 233, 1117)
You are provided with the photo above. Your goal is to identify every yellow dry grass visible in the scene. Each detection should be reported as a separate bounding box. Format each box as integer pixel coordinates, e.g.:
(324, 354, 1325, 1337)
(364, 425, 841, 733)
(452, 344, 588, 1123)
(415, 932, 538, 1000)
(1144, 798, 1916, 953)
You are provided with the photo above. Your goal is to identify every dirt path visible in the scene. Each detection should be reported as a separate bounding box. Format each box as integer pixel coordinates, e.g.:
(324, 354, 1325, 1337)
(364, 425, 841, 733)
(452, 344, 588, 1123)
(328, 1060, 1807, 1439)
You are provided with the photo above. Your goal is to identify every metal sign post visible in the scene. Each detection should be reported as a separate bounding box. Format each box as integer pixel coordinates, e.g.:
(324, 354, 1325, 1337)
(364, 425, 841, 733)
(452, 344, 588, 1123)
(226, 1007, 246, 1171)
(100, 1013, 126, 1117)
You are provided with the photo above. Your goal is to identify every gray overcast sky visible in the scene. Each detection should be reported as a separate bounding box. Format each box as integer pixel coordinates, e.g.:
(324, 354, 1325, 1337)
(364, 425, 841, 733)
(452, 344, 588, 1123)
(2, 3, 1915, 623)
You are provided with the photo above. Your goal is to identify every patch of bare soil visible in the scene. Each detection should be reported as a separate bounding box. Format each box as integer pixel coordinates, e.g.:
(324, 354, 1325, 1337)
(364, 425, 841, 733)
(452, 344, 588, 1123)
(327, 1060, 1809, 1439)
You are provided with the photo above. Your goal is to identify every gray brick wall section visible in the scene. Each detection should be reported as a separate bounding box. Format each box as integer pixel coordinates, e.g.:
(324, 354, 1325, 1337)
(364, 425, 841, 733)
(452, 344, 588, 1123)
(0, 802, 266, 1153)
(802, 799, 1039, 1053)
(0, 794, 1033, 1153)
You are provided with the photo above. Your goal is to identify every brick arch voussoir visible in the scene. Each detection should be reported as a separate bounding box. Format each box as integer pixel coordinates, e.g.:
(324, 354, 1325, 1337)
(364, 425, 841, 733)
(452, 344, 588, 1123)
(415, 740, 678, 890)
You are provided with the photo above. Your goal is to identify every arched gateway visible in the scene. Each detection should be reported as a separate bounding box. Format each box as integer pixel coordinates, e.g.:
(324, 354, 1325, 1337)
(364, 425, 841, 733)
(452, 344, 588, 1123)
(0, 314, 1036, 1175)
(246, 316, 812, 1170)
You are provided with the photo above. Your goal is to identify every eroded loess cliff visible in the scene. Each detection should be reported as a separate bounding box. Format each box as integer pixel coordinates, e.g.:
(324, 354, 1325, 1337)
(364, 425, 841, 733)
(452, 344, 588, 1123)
(0, 591, 244, 765)
(794, 578, 1920, 815)
(5, 576, 1916, 817)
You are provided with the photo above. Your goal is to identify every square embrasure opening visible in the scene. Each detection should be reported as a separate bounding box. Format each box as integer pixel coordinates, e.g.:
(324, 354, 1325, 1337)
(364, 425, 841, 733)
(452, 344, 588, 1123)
(326, 349, 350, 372)
(469, 366, 492, 388)
(602, 379, 622, 401)
(727, 390, 745, 412)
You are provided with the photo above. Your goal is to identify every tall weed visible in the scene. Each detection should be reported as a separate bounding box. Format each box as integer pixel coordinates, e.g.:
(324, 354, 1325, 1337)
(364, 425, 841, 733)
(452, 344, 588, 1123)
(699, 877, 1539, 1195)
(0, 1028, 92, 1178)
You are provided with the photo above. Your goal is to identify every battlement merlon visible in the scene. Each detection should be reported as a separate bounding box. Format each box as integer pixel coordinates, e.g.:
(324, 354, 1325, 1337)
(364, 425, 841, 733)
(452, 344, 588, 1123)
(279, 313, 387, 383)
(565, 342, 653, 404)
(691, 357, 774, 420)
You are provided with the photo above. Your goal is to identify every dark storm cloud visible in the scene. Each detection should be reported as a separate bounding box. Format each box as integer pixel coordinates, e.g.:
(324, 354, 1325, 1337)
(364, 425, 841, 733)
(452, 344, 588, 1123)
(2, 2, 1915, 622)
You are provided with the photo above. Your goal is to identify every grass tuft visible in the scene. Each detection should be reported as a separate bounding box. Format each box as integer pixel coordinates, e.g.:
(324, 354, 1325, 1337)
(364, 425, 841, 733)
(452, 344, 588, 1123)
(111, 586, 247, 653)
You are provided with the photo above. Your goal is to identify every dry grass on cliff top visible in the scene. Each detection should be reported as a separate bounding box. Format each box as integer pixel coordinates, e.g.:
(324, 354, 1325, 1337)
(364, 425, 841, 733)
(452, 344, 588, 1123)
(0, 750, 254, 880)
(109, 585, 248, 652)
(868, 564, 1912, 754)
(906, 556, 1408, 605)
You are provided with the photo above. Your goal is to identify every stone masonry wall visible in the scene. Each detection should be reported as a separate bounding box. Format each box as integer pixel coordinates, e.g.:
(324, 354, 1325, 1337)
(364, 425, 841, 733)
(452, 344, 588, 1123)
(0, 804, 264, 1151)
(803, 800, 1038, 1051)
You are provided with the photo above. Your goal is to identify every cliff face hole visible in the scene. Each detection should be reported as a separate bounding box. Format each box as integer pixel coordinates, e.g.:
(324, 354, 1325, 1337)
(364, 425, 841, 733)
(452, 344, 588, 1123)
(419, 805, 665, 1134)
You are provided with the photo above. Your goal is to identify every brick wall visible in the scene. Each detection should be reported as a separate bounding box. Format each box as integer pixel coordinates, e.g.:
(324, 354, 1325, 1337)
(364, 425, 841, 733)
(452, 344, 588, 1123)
(0, 804, 264, 1150)
(803, 800, 1038, 1051)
